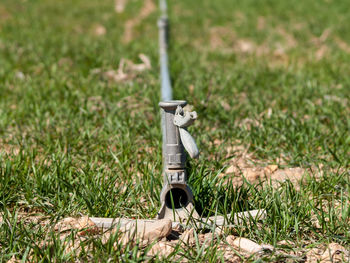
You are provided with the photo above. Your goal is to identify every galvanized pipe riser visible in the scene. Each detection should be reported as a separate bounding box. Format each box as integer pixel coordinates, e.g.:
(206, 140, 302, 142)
(158, 16, 172, 101)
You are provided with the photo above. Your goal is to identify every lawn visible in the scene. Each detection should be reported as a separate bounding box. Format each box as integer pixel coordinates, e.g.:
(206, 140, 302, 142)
(0, 0, 350, 261)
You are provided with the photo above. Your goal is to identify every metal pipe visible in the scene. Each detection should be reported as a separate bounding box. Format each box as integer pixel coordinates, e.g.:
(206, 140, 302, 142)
(158, 0, 172, 101)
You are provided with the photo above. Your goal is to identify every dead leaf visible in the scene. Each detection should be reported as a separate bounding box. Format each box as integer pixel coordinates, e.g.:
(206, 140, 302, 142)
(265, 164, 278, 174)
(114, 219, 172, 246)
(147, 241, 174, 257)
(54, 216, 99, 235)
(225, 165, 235, 174)
(306, 243, 349, 263)
(237, 39, 255, 53)
(276, 26, 297, 48)
(141, 219, 172, 242)
(320, 243, 349, 262)
(93, 24, 107, 36)
(226, 235, 236, 246)
(15, 71, 25, 80)
(0, 5, 11, 22)
(256, 16, 266, 31)
(115, 0, 127, 13)
(221, 143, 307, 188)
(188, 84, 194, 94)
(127, 53, 151, 72)
(232, 237, 263, 254)
(103, 67, 128, 82)
(179, 228, 195, 246)
(335, 37, 350, 53)
(220, 100, 231, 111)
(123, 0, 156, 43)
(319, 28, 331, 42)
(316, 45, 329, 60)
(93, 54, 151, 83)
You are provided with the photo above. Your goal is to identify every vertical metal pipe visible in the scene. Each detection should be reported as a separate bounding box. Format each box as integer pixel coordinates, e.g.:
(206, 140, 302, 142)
(158, 0, 172, 101)
(158, 0, 172, 178)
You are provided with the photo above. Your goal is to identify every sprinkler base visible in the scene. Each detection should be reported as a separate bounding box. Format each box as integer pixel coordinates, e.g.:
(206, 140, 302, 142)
(90, 209, 266, 230)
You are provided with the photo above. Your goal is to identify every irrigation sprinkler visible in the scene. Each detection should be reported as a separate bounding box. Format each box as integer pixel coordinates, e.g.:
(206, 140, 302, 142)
(90, 0, 265, 232)
(157, 100, 199, 221)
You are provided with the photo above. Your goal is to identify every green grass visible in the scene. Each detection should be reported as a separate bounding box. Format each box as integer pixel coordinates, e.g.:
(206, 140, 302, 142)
(1, 0, 350, 261)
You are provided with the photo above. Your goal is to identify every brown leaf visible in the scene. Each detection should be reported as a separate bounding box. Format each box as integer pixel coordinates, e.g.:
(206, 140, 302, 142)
(179, 228, 195, 246)
(93, 24, 107, 36)
(232, 237, 263, 254)
(226, 235, 236, 246)
(320, 243, 349, 262)
(334, 37, 350, 53)
(264, 164, 278, 174)
(95, 54, 151, 83)
(54, 216, 99, 235)
(115, 219, 172, 246)
(115, 0, 127, 13)
(256, 16, 266, 31)
(147, 241, 174, 257)
(127, 54, 151, 72)
(123, 0, 155, 43)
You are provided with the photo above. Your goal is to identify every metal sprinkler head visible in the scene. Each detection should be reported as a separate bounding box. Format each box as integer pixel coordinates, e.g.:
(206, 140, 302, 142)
(157, 100, 199, 222)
